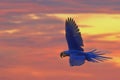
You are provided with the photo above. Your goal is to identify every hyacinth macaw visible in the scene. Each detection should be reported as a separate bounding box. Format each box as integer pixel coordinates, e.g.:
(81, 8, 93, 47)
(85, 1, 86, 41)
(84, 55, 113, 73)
(60, 18, 111, 66)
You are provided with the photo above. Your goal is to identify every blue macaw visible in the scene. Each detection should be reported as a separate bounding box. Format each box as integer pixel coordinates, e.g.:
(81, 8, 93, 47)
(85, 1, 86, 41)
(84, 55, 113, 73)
(60, 18, 111, 66)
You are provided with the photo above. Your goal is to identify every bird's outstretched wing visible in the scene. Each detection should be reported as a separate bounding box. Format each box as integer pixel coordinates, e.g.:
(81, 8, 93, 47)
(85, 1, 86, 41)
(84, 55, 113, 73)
(65, 18, 84, 51)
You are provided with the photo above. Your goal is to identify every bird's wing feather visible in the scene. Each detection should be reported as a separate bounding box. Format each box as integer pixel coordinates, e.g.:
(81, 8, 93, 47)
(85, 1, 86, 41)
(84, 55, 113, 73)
(65, 18, 84, 51)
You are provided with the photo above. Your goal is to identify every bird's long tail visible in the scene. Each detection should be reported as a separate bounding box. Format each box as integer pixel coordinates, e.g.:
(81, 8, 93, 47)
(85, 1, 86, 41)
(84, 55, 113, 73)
(85, 49, 112, 62)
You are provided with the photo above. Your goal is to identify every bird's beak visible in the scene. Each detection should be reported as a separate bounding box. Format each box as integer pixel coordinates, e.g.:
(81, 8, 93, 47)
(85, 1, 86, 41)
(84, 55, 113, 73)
(60, 52, 65, 58)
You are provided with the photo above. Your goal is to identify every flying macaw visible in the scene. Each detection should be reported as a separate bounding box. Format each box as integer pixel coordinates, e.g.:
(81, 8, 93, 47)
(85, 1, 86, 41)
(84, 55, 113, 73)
(60, 18, 111, 66)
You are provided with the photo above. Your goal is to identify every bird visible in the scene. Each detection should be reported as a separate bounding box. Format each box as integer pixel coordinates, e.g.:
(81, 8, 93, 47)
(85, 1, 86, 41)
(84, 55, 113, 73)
(60, 18, 111, 66)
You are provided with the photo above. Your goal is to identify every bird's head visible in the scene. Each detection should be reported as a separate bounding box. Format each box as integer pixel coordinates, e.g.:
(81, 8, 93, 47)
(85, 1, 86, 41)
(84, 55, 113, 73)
(60, 51, 69, 58)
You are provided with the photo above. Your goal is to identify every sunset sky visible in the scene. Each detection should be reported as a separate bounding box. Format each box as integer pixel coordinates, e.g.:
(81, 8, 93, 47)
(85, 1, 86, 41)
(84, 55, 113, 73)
(0, 0, 120, 80)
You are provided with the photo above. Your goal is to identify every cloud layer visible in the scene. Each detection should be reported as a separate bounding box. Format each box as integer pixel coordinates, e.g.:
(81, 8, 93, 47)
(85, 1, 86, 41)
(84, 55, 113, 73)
(0, 0, 120, 80)
(0, 0, 120, 15)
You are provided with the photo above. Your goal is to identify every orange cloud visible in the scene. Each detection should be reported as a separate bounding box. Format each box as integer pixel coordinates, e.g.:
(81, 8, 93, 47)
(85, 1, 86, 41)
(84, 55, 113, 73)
(0, 29, 20, 34)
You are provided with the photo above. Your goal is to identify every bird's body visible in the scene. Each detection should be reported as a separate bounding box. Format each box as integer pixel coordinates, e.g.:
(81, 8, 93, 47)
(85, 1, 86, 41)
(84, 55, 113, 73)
(60, 18, 111, 66)
(62, 50, 85, 66)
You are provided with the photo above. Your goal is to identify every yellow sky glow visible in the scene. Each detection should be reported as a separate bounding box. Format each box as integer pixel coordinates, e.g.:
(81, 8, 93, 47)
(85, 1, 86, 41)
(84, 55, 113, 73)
(48, 14, 120, 35)
(112, 57, 120, 67)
